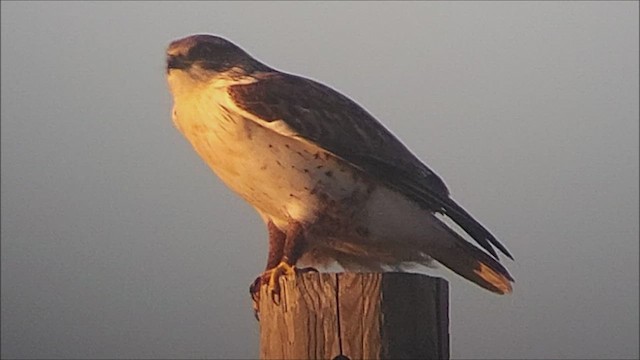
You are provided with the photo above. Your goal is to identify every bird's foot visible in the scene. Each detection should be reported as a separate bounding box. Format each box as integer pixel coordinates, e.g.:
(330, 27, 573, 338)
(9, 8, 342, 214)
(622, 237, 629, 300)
(267, 261, 296, 304)
(249, 264, 318, 320)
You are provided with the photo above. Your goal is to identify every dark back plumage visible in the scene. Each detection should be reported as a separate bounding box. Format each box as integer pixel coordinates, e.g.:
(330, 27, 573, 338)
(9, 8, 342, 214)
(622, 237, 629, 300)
(229, 73, 513, 261)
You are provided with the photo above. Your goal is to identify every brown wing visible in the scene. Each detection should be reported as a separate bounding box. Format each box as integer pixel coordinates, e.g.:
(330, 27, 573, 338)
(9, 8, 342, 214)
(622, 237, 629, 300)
(229, 72, 512, 260)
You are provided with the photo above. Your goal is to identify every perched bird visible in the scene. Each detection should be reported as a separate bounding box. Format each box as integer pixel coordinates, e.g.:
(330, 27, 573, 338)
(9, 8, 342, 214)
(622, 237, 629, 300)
(165, 34, 514, 306)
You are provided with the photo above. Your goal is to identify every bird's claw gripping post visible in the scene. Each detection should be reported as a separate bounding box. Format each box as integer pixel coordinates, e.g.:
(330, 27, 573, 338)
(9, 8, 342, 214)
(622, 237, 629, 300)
(268, 261, 296, 304)
(250, 264, 319, 320)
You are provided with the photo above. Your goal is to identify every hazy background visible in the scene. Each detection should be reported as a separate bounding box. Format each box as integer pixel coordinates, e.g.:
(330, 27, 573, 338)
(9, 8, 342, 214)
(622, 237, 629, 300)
(2, 2, 638, 359)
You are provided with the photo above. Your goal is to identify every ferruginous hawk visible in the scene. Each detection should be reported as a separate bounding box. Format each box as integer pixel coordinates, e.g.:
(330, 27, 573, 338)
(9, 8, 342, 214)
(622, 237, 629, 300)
(165, 34, 514, 308)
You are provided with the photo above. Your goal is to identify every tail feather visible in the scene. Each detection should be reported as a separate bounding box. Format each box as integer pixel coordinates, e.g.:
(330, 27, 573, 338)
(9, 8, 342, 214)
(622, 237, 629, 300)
(442, 198, 514, 261)
(432, 242, 513, 294)
(429, 225, 514, 294)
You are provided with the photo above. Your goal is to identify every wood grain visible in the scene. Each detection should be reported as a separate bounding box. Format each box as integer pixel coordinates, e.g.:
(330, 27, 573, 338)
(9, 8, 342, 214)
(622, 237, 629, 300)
(258, 272, 449, 360)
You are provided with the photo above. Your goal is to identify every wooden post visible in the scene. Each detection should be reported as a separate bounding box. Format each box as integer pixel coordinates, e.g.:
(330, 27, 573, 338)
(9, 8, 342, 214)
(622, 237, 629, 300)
(257, 272, 449, 360)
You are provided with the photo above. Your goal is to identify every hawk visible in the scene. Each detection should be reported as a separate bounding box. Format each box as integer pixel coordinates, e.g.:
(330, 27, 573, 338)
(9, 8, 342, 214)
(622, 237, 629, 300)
(165, 34, 514, 305)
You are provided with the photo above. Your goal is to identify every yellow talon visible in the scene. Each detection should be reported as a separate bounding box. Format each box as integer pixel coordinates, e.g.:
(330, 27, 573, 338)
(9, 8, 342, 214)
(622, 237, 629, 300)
(250, 261, 299, 318)
(251, 264, 319, 319)
(267, 261, 296, 304)
(268, 262, 296, 289)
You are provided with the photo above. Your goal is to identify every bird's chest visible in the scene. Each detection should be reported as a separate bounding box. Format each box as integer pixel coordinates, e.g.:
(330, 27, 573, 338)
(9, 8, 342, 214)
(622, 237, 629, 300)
(172, 90, 373, 227)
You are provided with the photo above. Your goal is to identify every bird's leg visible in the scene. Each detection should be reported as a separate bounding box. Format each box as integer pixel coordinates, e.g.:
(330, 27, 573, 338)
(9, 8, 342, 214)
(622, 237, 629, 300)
(249, 221, 318, 321)
(267, 220, 305, 303)
(265, 220, 287, 270)
(250, 220, 285, 309)
(250, 220, 313, 319)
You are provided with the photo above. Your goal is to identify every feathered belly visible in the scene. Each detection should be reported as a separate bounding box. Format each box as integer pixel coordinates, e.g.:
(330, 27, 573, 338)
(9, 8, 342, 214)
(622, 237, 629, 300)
(173, 101, 374, 230)
(172, 99, 441, 272)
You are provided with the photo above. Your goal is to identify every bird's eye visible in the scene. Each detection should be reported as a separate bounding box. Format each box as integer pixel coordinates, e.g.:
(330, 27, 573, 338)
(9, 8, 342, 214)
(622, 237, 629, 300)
(167, 55, 189, 70)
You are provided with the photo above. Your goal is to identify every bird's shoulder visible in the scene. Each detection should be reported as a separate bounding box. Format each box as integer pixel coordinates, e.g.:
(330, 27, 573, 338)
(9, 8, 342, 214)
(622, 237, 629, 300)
(227, 71, 451, 199)
(226, 71, 513, 260)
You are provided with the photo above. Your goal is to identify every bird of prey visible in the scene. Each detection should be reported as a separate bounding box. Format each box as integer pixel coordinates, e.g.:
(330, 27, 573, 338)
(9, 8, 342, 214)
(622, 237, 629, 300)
(165, 34, 514, 305)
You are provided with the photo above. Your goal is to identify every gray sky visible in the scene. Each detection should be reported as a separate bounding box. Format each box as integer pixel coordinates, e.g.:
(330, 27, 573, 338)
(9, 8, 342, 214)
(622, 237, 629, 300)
(1, 2, 638, 359)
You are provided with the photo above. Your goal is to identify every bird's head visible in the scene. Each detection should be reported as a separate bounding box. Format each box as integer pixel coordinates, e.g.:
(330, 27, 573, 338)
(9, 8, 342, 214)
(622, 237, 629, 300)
(166, 34, 270, 93)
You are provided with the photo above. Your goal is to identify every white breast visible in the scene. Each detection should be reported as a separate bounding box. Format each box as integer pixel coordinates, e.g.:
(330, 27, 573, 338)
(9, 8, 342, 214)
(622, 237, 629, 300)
(169, 80, 371, 230)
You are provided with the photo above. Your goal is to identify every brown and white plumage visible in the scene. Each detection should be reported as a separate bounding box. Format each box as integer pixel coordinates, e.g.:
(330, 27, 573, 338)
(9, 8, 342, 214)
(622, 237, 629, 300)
(165, 34, 514, 298)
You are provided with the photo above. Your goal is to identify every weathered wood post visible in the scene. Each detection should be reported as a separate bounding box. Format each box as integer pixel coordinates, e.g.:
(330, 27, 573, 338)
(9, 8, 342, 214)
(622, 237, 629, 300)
(257, 272, 449, 359)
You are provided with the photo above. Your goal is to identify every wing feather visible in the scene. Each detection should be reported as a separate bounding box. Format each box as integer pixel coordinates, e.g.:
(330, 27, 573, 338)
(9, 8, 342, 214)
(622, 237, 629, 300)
(228, 72, 512, 260)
